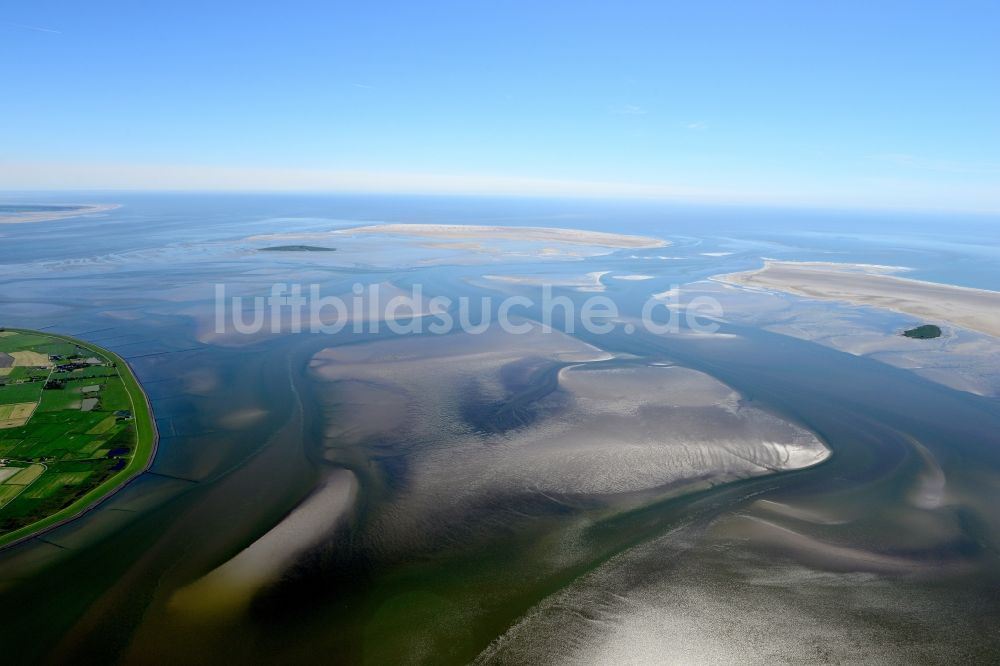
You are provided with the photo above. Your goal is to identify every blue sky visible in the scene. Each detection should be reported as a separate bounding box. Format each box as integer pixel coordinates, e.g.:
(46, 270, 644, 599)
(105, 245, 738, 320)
(2, 1, 998, 210)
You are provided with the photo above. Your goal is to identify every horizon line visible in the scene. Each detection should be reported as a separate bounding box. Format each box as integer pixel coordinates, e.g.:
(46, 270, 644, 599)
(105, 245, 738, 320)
(2, 160, 999, 216)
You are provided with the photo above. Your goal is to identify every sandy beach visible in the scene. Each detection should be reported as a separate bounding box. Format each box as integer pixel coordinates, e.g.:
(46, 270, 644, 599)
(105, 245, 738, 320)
(717, 260, 1000, 339)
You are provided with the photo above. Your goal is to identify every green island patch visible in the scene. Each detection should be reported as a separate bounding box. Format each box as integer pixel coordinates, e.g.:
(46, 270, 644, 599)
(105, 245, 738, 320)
(258, 245, 337, 252)
(0, 328, 156, 548)
(902, 324, 942, 339)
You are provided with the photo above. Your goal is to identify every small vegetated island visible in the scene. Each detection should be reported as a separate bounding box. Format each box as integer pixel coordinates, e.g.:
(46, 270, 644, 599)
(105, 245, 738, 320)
(902, 324, 942, 339)
(0, 329, 156, 548)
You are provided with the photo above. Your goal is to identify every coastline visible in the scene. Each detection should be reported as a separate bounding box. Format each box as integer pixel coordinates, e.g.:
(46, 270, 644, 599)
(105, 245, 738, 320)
(0, 329, 158, 550)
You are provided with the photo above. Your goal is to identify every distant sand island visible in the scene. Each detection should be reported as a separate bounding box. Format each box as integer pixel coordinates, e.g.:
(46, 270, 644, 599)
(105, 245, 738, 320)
(0, 203, 120, 224)
(252, 223, 669, 250)
(717, 260, 1000, 339)
(258, 245, 336, 252)
(342, 223, 669, 248)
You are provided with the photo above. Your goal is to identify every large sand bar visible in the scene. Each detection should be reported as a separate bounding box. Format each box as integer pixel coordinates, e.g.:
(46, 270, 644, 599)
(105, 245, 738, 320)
(255, 223, 668, 249)
(718, 260, 1000, 339)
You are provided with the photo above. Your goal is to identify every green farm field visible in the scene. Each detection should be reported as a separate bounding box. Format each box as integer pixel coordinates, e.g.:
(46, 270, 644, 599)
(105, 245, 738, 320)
(0, 329, 157, 548)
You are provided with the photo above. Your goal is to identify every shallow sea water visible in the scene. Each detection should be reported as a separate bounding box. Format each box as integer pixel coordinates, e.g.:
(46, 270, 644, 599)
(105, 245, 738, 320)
(1, 193, 999, 663)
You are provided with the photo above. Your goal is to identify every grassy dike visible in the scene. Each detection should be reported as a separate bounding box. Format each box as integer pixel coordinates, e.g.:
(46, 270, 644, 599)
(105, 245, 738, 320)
(0, 329, 158, 549)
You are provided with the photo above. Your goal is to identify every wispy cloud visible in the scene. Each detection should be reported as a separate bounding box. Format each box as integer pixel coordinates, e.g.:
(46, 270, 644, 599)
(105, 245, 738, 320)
(614, 104, 648, 115)
(1, 21, 61, 34)
(685, 121, 708, 130)
(866, 153, 1000, 175)
(351, 82, 375, 90)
